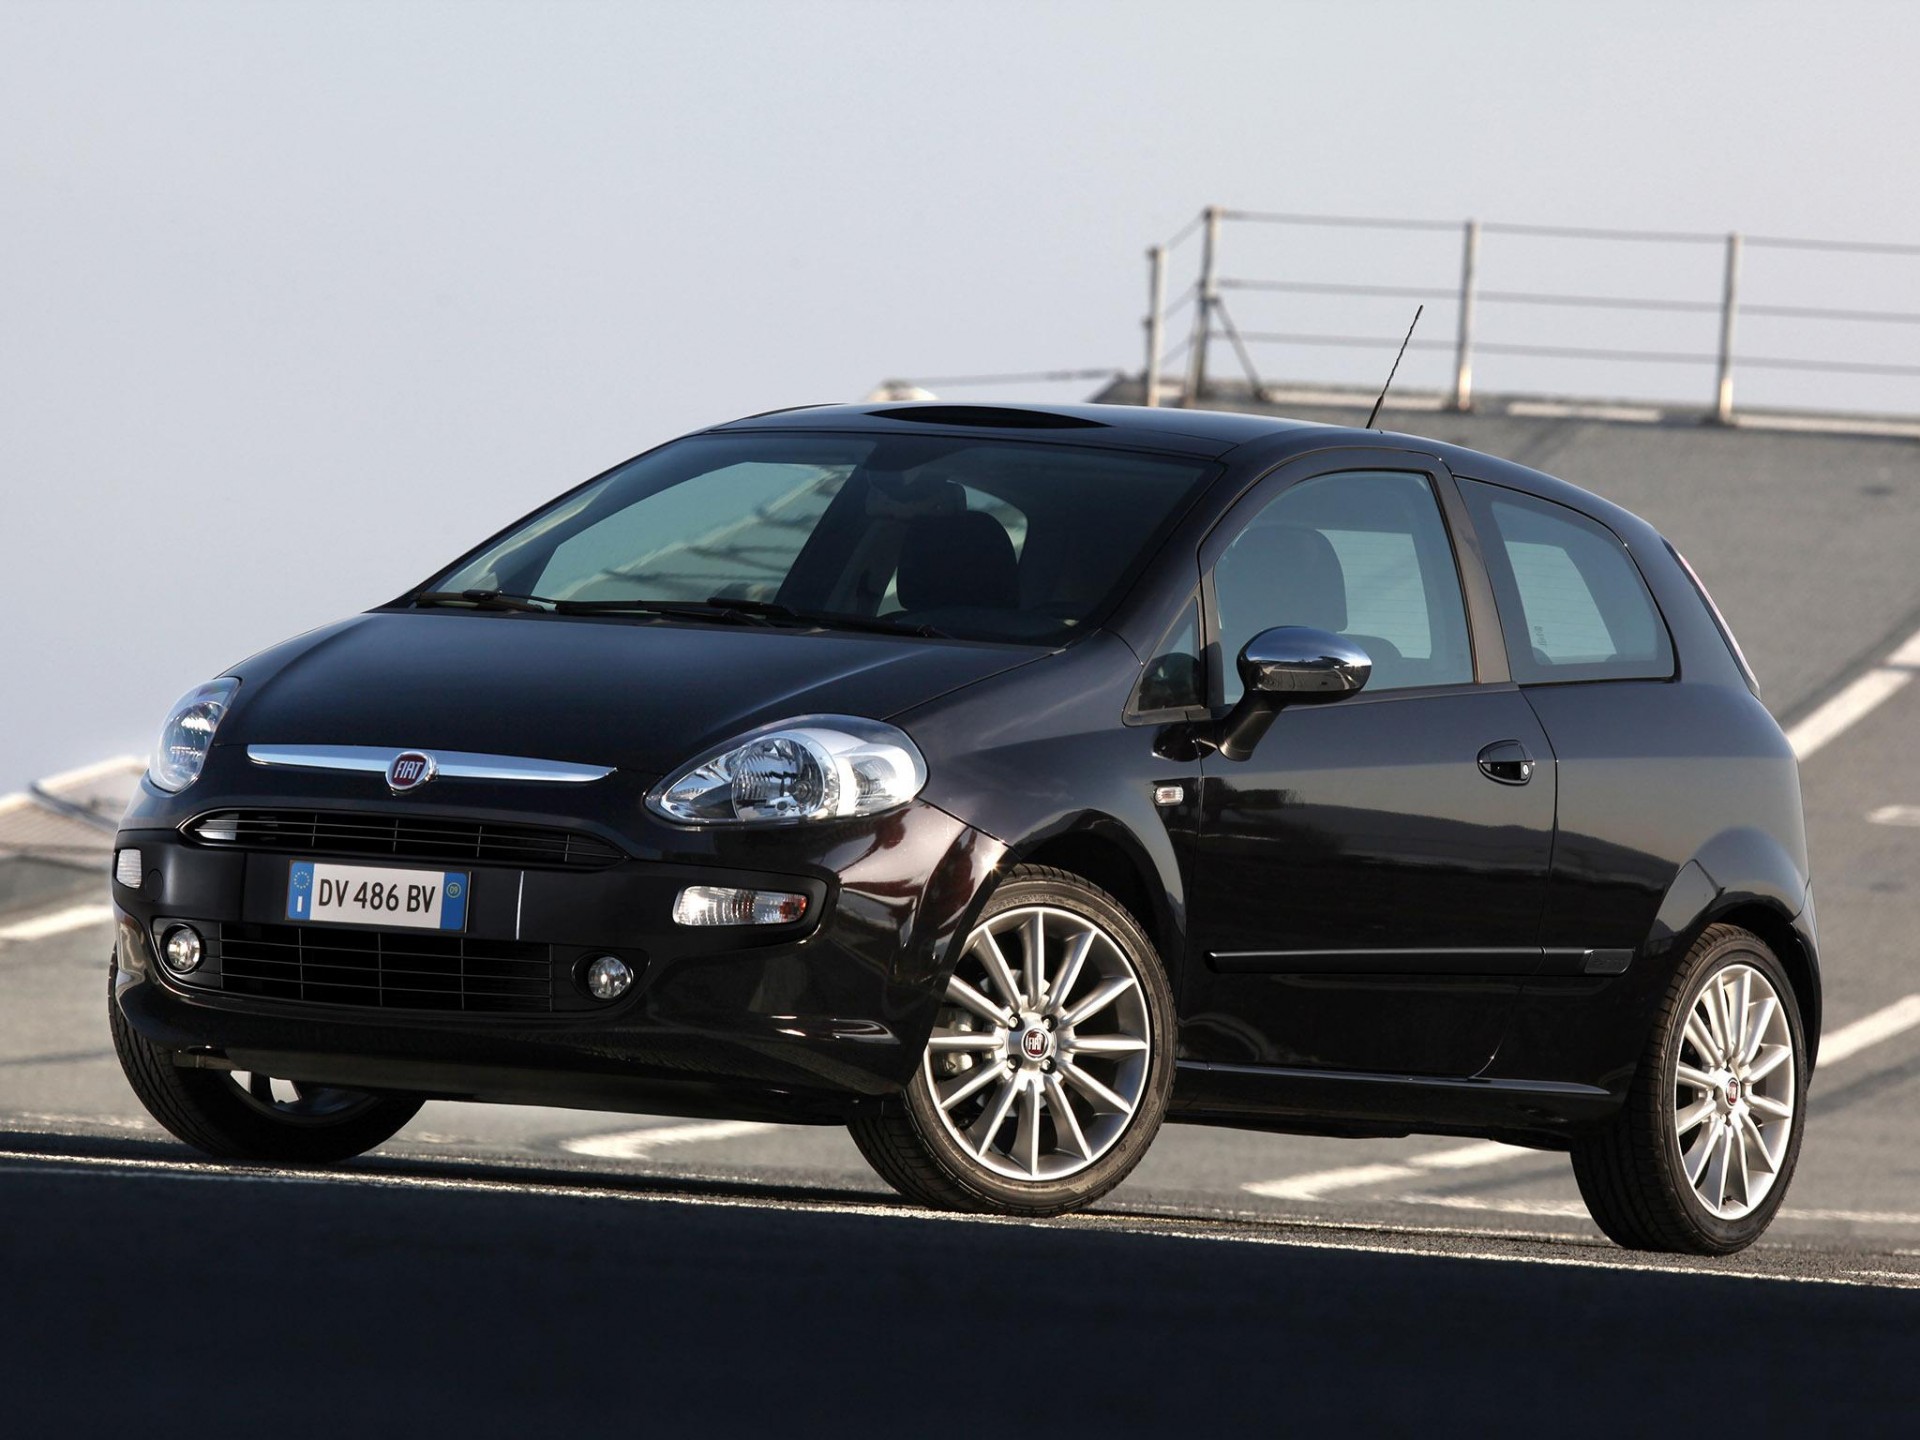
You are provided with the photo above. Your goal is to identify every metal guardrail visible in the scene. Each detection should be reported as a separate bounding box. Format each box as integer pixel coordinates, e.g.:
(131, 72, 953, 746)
(1143, 207, 1920, 418)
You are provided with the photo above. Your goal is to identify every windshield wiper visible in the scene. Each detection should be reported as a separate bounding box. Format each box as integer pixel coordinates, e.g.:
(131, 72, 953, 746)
(412, 589, 560, 613)
(706, 597, 950, 639)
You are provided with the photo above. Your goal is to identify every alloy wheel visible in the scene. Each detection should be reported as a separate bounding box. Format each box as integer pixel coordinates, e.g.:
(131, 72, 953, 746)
(1672, 962, 1796, 1220)
(922, 904, 1152, 1182)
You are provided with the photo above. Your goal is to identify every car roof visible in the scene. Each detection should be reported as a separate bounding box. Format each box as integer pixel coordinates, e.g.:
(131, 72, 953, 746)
(704, 401, 1655, 541)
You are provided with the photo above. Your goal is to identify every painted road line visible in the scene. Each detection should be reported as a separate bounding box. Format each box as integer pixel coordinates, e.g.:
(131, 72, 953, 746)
(1787, 623, 1920, 760)
(561, 1120, 776, 1160)
(1244, 1141, 1538, 1201)
(1866, 804, 1920, 826)
(1819, 994, 1920, 1067)
(0, 903, 115, 944)
(1397, 1194, 1920, 1228)
(0, 1146, 1909, 1290)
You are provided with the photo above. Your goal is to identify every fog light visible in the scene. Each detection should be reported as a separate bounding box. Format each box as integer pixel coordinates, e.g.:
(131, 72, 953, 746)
(114, 849, 144, 889)
(672, 885, 809, 927)
(162, 925, 203, 975)
(583, 954, 633, 1001)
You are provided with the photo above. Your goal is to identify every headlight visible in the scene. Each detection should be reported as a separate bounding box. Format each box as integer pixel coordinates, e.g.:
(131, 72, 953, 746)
(647, 716, 927, 826)
(147, 678, 238, 793)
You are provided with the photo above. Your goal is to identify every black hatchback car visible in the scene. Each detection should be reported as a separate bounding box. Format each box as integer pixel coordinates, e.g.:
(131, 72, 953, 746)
(109, 402, 1816, 1254)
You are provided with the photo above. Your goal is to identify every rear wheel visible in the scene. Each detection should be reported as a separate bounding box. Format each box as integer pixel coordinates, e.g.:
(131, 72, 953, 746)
(110, 964, 422, 1164)
(849, 865, 1174, 1216)
(1572, 925, 1806, 1254)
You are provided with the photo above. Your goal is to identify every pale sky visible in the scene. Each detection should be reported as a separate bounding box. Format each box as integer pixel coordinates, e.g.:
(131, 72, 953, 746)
(6, 0, 1919, 789)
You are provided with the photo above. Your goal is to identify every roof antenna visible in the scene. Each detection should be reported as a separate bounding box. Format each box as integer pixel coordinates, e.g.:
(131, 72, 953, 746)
(1364, 304, 1424, 430)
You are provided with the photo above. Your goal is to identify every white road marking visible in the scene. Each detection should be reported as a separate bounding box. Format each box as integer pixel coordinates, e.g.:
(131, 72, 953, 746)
(561, 1120, 776, 1160)
(0, 1146, 1907, 1290)
(1819, 994, 1920, 1067)
(1243, 1141, 1538, 1201)
(1399, 1193, 1920, 1228)
(1787, 667, 1911, 760)
(1866, 804, 1920, 826)
(0, 903, 114, 943)
(1787, 624, 1920, 760)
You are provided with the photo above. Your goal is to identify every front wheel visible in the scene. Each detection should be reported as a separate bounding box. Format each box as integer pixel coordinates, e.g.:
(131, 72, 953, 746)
(110, 966, 422, 1165)
(1571, 924, 1807, 1254)
(849, 865, 1175, 1216)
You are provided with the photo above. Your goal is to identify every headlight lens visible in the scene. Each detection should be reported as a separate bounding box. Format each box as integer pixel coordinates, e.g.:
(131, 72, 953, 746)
(648, 716, 927, 826)
(148, 678, 238, 793)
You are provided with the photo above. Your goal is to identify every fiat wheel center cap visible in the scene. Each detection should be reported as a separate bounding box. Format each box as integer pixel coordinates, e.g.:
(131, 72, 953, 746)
(1020, 1025, 1053, 1063)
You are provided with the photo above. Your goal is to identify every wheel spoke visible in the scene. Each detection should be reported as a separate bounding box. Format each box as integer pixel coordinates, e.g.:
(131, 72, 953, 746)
(1058, 1057, 1134, 1116)
(1043, 1072, 1091, 1159)
(1675, 1061, 1718, 1092)
(939, 1059, 1009, 1112)
(945, 974, 1016, 1028)
(974, 931, 1026, 1014)
(1728, 970, 1753, 1062)
(1730, 1113, 1752, 1208)
(1747, 1092, 1791, 1121)
(1684, 1115, 1723, 1185)
(248, 1072, 275, 1105)
(1673, 1096, 1715, 1133)
(1746, 1043, 1792, 1082)
(1700, 992, 1731, 1067)
(1023, 912, 1047, 1010)
(972, 1073, 1022, 1156)
(1703, 1119, 1734, 1209)
(928, 1029, 1003, 1054)
(1059, 975, 1137, 1030)
(1065, 1034, 1149, 1055)
(1739, 997, 1777, 1067)
(1737, 1111, 1775, 1176)
(1684, 1014, 1724, 1068)
(1013, 1075, 1042, 1176)
(1047, 931, 1095, 1017)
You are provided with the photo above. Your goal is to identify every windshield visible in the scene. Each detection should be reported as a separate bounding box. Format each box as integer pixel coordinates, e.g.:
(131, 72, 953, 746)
(424, 432, 1217, 644)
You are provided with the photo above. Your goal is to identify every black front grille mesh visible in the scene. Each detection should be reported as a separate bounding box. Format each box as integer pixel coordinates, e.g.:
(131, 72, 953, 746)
(215, 922, 555, 1013)
(190, 809, 623, 870)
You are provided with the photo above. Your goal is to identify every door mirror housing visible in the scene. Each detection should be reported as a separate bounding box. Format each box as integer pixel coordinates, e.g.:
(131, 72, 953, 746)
(1238, 626, 1373, 701)
(1216, 627, 1372, 761)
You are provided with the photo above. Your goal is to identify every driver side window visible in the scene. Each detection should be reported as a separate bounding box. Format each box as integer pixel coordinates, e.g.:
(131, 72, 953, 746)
(1211, 470, 1474, 703)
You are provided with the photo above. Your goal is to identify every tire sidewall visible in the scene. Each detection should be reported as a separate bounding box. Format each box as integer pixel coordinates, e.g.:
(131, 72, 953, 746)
(1659, 933, 1808, 1249)
(901, 870, 1175, 1212)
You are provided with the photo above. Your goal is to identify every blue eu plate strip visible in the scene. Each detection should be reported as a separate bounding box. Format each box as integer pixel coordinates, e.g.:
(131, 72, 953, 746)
(287, 859, 315, 920)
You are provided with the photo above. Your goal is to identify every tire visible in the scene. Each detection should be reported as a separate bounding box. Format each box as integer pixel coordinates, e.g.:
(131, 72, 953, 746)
(1571, 924, 1807, 1254)
(109, 961, 423, 1165)
(849, 865, 1175, 1216)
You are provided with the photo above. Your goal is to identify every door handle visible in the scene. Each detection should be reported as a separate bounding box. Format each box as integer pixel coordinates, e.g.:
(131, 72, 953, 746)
(1477, 740, 1534, 786)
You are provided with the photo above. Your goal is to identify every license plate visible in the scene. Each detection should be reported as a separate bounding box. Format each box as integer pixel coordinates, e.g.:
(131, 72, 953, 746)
(286, 860, 469, 931)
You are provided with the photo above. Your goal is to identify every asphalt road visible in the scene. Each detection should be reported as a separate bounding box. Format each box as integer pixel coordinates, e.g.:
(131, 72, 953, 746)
(5, 671, 1918, 1432)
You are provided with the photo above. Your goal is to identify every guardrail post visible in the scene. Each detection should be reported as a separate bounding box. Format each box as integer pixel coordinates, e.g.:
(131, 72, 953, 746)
(1184, 205, 1221, 405)
(1714, 231, 1742, 423)
(1144, 245, 1167, 407)
(1451, 219, 1480, 411)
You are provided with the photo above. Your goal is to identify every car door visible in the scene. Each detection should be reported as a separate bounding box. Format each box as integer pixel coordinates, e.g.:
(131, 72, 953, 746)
(1179, 451, 1557, 1077)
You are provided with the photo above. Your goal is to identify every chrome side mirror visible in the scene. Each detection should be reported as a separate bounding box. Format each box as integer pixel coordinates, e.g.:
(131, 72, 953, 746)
(1238, 626, 1372, 701)
(1216, 627, 1372, 761)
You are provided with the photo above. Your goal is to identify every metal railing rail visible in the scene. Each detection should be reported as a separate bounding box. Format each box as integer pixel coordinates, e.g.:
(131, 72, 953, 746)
(1142, 206, 1920, 417)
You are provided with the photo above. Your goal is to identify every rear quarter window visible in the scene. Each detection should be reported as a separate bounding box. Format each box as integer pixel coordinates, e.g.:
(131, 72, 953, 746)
(1460, 480, 1674, 685)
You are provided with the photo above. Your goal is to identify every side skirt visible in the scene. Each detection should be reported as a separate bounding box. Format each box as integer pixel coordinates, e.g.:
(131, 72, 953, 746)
(1169, 1059, 1618, 1147)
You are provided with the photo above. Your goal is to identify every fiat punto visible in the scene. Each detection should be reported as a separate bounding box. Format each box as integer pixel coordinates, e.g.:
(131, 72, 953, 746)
(108, 402, 1817, 1254)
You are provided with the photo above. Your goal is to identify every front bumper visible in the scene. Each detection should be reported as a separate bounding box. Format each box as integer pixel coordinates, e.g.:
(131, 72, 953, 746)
(110, 753, 1004, 1123)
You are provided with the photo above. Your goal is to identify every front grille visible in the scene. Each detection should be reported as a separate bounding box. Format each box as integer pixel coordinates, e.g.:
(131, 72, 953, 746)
(189, 809, 623, 870)
(215, 921, 555, 1013)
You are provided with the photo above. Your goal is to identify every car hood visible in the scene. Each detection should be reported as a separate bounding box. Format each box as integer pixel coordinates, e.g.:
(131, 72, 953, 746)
(220, 610, 1045, 775)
